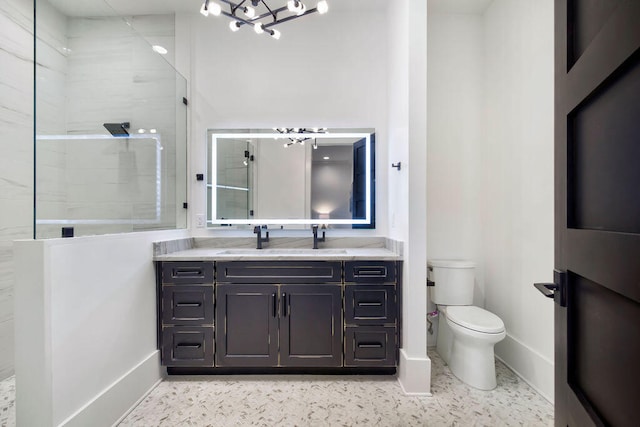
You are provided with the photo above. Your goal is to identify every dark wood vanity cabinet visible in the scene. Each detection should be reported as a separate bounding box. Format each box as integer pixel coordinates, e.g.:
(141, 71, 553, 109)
(216, 261, 342, 368)
(157, 259, 400, 371)
(159, 262, 215, 367)
(344, 261, 399, 367)
(215, 283, 342, 367)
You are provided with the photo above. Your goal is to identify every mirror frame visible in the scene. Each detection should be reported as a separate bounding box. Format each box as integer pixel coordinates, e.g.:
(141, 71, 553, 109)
(207, 129, 374, 226)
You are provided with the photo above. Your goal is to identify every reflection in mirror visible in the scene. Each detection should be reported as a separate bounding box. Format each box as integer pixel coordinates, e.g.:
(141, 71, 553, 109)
(206, 129, 375, 228)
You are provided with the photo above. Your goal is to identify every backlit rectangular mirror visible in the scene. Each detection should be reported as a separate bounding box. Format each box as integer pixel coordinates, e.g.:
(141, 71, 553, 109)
(206, 128, 375, 228)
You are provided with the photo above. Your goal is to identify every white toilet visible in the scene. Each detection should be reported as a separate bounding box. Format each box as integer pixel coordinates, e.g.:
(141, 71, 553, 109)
(428, 259, 506, 390)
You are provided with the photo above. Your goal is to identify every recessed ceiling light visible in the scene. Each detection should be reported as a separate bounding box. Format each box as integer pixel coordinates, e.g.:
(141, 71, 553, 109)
(323, 156, 330, 160)
(152, 45, 168, 55)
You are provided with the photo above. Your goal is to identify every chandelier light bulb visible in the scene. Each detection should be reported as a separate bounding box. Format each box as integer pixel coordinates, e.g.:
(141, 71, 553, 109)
(210, 2, 222, 16)
(200, 1, 209, 16)
(287, 0, 303, 13)
(317, 0, 328, 14)
(229, 21, 241, 31)
(270, 29, 281, 40)
(254, 22, 264, 34)
(297, 3, 307, 15)
(244, 6, 256, 19)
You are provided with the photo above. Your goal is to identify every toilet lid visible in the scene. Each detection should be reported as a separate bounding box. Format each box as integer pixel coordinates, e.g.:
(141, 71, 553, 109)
(445, 306, 505, 334)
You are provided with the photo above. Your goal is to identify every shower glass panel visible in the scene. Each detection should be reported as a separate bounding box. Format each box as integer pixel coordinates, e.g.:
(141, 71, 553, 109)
(34, 0, 187, 238)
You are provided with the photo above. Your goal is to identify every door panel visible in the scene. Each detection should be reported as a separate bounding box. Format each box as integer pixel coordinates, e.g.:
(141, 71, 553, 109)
(567, 273, 639, 426)
(215, 284, 278, 367)
(568, 52, 640, 233)
(555, 1, 640, 426)
(280, 284, 342, 367)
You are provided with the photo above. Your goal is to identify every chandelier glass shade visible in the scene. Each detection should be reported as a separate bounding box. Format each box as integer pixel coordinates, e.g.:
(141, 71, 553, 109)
(200, 0, 329, 39)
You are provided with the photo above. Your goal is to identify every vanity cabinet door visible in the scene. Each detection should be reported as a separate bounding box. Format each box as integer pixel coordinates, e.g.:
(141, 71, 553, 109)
(215, 284, 279, 367)
(279, 284, 342, 367)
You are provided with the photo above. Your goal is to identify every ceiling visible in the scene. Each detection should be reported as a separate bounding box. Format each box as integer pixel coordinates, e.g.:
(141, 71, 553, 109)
(47, 0, 379, 17)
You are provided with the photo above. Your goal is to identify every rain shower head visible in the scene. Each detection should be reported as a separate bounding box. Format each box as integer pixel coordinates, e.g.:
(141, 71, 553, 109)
(103, 122, 130, 137)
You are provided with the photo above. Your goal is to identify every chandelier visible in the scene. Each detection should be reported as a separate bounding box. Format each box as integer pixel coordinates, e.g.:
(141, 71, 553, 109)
(274, 127, 328, 147)
(200, 1, 329, 39)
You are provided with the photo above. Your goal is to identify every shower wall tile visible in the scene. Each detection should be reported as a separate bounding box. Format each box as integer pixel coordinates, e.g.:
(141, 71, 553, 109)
(0, 0, 35, 381)
(60, 15, 180, 232)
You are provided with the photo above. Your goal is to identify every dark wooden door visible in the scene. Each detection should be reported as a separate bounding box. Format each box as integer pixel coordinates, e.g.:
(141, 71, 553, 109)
(279, 284, 342, 367)
(215, 284, 279, 367)
(352, 134, 375, 229)
(554, 2, 640, 426)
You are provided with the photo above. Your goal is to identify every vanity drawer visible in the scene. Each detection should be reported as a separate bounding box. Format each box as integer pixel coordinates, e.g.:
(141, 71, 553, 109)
(162, 286, 214, 325)
(345, 261, 396, 283)
(345, 284, 397, 325)
(216, 261, 342, 283)
(161, 326, 214, 366)
(162, 261, 214, 284)
(345, 326, 396, 367)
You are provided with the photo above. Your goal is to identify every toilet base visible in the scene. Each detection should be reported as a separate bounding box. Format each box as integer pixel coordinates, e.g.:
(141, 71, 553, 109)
(436, 307, 506, 390)
(448, 337, 498, 390)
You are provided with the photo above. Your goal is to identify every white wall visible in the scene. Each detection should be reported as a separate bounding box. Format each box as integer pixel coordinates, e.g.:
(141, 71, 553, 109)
(0, 0, 34, 381)
(14, 229, 189, 426)
(482, 0, 555, 401)
(181, 0, 390, 236)
(426, 12, 485, 335)
(426, 0, 555, 401)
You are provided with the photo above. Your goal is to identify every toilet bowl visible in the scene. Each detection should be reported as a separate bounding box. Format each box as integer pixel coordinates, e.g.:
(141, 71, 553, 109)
(437, 305, 505, 390)
(428, 259, 506, 390)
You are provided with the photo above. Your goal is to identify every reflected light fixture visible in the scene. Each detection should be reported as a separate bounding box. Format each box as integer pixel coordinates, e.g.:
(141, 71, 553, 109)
(274, 127, 328, 147)
(200, 0, 328, 39)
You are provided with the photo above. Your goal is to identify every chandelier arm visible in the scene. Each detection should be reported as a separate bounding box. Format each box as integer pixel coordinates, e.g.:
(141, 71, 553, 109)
(219, 0, 247, 15)
(260, 0, 278, 21)
(221, 10, 254, 26)
(263, 7, 319, 29)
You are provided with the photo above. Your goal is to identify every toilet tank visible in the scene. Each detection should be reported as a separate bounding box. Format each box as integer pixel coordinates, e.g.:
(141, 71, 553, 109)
(428, 259, 476, 305)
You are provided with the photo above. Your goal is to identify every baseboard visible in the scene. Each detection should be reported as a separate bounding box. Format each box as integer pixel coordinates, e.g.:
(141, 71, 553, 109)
(58, 351, 162, 427)
(397, 349, 432, 396)
(495, 334, 554, 403)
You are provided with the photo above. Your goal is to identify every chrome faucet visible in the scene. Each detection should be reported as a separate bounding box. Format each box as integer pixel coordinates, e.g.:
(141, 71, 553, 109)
(253, 225, 269, 249)
(312, 225, 326, 249)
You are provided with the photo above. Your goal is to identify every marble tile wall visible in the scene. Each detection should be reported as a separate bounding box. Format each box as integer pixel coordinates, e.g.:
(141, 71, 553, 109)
(0, 0, 35, 381)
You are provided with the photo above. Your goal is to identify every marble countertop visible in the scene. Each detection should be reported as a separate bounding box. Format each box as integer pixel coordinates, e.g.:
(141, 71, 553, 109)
(154, 247, 400, 261)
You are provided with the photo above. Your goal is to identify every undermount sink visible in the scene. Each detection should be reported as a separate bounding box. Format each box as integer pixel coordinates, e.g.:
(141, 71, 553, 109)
(218, 248, 347, 255)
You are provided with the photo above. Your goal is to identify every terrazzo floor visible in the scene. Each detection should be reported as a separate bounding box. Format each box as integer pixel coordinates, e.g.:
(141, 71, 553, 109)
(0, 350, 553, 426)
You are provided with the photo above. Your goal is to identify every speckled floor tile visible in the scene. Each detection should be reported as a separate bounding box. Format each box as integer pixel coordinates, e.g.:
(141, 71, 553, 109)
(117, 351, 553, 427)
(0, 352, 553, 427)
(0, 376, 14, 427)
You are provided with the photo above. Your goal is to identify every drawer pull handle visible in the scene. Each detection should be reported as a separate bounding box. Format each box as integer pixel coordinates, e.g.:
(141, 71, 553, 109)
(176, 343, 202, 349)
(173, 269, 203, 277)
(358, 343, 383, 349)
(356, 268, 386, 276)
(176, 303, 201, 307)
(358, 302, 383, 307)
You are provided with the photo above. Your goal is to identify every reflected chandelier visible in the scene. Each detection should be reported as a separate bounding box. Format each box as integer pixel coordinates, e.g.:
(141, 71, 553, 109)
(274, 127, 327, 147)
(200, 0, 329, 39)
